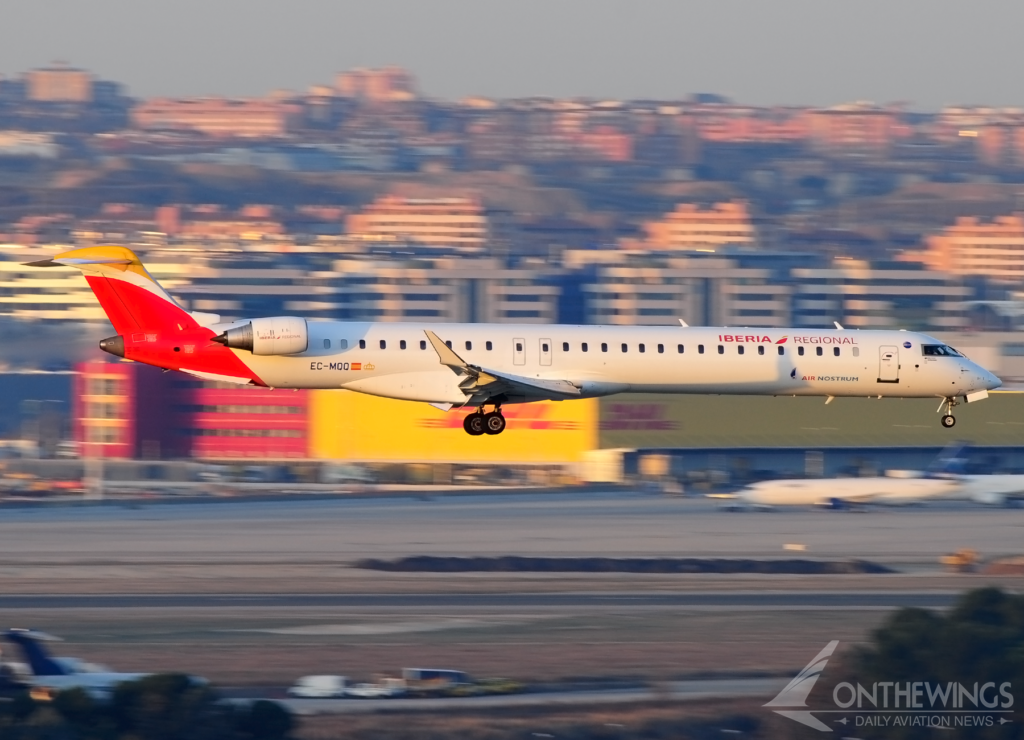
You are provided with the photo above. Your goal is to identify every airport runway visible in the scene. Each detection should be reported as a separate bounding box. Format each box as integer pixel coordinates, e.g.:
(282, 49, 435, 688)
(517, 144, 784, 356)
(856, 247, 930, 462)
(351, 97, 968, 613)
(1, 491, 1022, 566)
(279, 677, 787, 714)
(0, 591, 958, 610)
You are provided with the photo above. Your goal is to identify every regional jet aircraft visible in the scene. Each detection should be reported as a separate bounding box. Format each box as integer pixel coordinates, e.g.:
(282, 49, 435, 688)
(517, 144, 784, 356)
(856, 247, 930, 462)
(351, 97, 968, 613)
(29, 247, 1001, 435)
(3, 628, 149, 699)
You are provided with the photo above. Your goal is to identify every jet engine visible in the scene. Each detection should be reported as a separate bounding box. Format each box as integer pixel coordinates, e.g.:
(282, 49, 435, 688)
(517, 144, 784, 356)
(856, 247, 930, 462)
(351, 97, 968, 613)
(212, 317, 308, 355)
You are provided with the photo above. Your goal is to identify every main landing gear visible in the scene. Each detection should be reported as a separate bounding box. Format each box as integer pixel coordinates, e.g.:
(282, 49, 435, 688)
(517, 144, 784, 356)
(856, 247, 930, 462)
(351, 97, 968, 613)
(939, 396, 959, 428)
(463, 406, 506, 436)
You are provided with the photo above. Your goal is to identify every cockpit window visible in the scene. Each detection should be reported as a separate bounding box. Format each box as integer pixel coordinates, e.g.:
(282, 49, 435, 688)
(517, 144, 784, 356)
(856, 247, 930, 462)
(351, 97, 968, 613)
(922, 344, 961, 357)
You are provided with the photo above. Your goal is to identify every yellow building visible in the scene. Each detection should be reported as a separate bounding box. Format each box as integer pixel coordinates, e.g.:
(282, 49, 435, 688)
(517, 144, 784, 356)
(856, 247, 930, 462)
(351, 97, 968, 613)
(309, 391, 597, 463)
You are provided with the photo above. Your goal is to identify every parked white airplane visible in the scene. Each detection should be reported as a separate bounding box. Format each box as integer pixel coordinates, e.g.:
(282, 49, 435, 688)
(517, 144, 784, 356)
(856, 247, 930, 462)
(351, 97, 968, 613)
(29, 246, 1002, 435)
(731, 474, 961, 509)
(726, 444, 1024, 508)
(958, 475, 1024, 507)
(3, 628, 149, 699)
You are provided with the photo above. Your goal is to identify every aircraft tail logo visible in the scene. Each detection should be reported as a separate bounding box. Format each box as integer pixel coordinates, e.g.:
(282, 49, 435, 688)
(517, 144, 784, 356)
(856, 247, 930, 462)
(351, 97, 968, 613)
(764, 640, 839, 731)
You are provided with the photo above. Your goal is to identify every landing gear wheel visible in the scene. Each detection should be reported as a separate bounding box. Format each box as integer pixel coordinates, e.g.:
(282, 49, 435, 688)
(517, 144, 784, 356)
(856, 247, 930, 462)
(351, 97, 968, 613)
(941, 414, 956, 429)
(463, 412, 486, 436)
(483, 411, 506, 435)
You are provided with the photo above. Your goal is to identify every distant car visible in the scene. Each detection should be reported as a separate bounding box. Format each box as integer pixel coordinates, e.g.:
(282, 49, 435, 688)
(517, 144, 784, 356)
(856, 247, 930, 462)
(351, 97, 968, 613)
(287, 675, 348, 698)
(344, 680, 405, 699)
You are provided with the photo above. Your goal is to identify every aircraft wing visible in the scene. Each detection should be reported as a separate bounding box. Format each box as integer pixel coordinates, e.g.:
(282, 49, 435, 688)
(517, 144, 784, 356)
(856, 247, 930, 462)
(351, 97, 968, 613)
(424, 330, 581, 401)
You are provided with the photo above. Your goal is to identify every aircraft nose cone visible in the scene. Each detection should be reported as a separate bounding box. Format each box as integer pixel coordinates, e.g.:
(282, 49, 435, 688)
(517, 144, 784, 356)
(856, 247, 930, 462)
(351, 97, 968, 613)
(985, 371, 1002, 390)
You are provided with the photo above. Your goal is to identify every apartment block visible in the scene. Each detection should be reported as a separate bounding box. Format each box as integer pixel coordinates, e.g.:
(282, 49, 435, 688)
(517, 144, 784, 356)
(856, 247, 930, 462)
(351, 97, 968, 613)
(131, 98, 303, 138)
(346, 195, 488, 250)
(324, 257, 560, 324)
(638, 201, 756, 251)
(336, 67, 417, 102)
(804, 103, 901, 157)
(25, 65, 95, 103)
(571, 253, 789, 327)
(791, 259, 969, 330)
(924, 215, 1024, 282)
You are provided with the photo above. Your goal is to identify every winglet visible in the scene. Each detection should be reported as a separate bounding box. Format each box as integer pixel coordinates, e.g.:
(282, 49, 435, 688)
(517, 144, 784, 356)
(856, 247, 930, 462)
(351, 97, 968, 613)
(678, 319, 689, 328)
(834, 321, 844, 330)
(424, 330, 468, 370)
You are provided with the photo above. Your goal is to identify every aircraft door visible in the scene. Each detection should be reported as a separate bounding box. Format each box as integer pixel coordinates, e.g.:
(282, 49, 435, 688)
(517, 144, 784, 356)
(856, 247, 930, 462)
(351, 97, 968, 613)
(539, 338, 552, 366)
(513, 337, 526, 366)
(878, 345, 899, 383)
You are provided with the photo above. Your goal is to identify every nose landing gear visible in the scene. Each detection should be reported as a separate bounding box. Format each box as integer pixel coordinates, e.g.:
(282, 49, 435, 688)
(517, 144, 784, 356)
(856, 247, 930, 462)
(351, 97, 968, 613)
(939, 396, 959, 428)
(462, 405, 506, 436)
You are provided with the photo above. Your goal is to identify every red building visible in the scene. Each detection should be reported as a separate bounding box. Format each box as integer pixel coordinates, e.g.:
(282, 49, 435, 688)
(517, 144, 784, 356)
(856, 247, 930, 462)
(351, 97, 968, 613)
(180, 382, 308, 459)
(73, 361, 309, 459)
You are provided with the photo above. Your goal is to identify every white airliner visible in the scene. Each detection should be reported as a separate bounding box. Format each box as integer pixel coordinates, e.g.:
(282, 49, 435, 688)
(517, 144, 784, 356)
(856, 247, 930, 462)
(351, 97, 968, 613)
(726, 445, 1024, 508)
(29, 246, 1002, 435)
(732, 474, 962, 509)
(3, 628, 150, 699)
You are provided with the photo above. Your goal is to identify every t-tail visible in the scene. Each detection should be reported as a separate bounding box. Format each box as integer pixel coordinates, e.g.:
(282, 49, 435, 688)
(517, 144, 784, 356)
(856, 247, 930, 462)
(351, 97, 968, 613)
(4, 629, 68, 676)
(26, 246, 263, 386)
(926, 441, 969, 478)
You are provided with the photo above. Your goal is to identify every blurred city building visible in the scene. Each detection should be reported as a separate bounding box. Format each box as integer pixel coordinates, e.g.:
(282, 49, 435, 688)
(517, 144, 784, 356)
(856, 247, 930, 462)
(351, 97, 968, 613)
(335, 67, 418, 102)
(630, 201, 757, 251)
(791, 258, 970, 330)
(71, 361, 308, 459)
(922, 214, 1024, 281)
(346, 195, 488, 249)
(131, 98, 303, 138)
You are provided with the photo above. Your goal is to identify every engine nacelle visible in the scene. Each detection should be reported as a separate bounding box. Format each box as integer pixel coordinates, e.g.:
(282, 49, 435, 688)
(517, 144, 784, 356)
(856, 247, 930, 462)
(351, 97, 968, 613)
(213, 317, 308, 356)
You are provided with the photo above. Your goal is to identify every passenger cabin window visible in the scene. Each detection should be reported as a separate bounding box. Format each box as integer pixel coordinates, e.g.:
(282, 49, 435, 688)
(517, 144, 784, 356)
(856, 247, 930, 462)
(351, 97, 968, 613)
(419, 340, 426, 350)
(698, 344, 704, 354)
(446, 340, 452, 349)
(340, 339, 348, 350)
(562, 342, 569, 352)
(738, 345, 744, 355)
(677, 344, 684, 354)
(778, 346, 784, 356)
(621, 343, 628, 353)
(359, 339, 366, 349)
(582, 342, 589, 352)
(758, 345, 765, 355)
(601, 343, 608, 352)
(658, 344, 664, 354)
(833, 347, 840, 356)
(400, 340, 407, 350)
(798, 346, 805, 356)
(816, 346, 823, 356)
(323, 339, 331, 349)
(639, 343, 645, 353)
(466, 341, 472, 350)
(486, 341, 493, 351)
(718, 345, 724, 354)
(380, 340, 387, 350)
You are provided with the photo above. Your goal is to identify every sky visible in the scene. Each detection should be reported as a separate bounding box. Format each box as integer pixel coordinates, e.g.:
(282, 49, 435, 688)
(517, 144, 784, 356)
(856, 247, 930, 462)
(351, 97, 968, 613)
(2, 0, 1022, 109)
